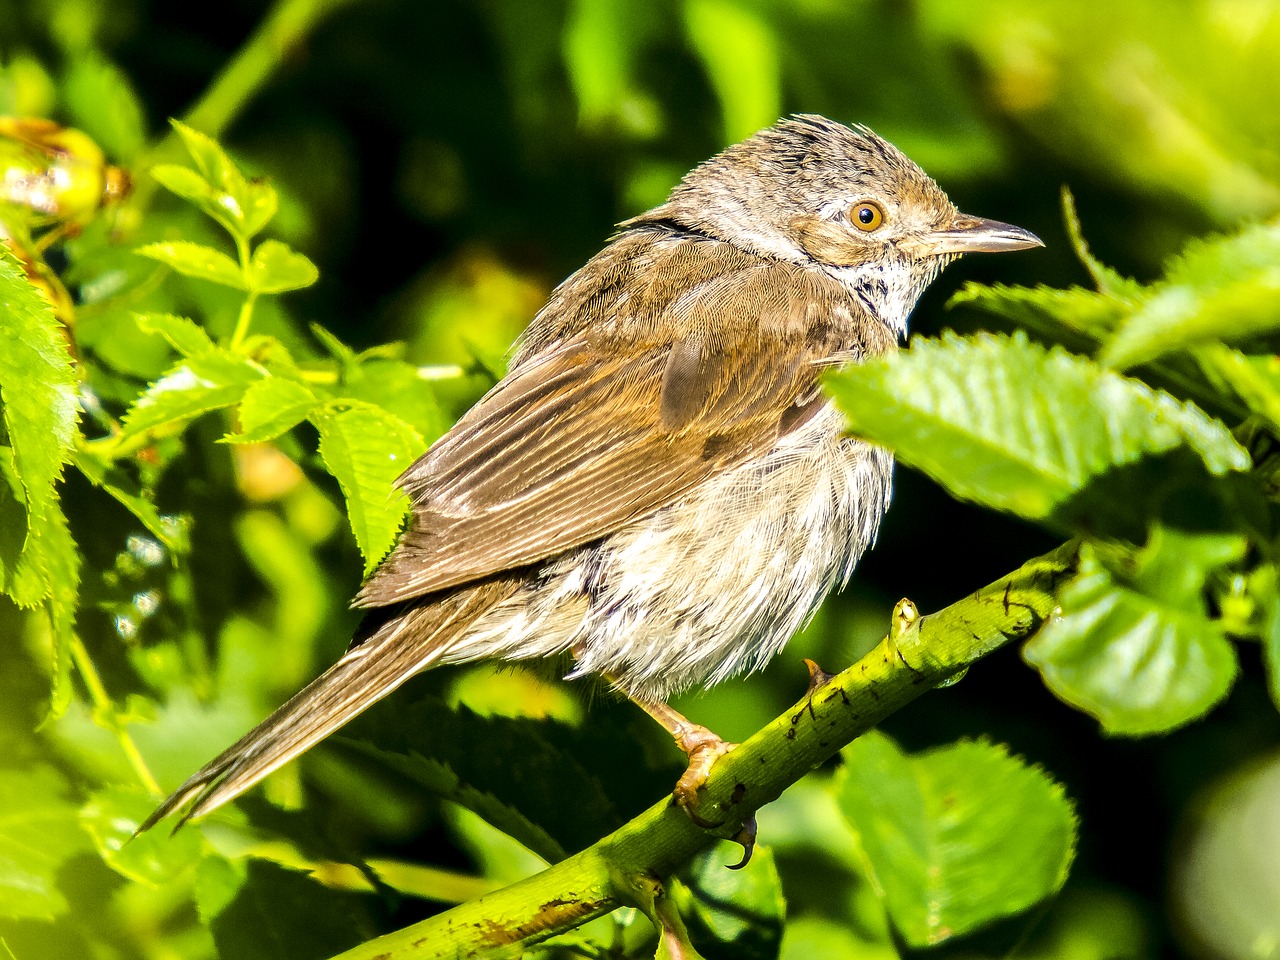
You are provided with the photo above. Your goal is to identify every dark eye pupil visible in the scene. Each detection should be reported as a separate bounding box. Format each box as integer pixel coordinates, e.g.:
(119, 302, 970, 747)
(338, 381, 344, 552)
(858, 206, 875, 224)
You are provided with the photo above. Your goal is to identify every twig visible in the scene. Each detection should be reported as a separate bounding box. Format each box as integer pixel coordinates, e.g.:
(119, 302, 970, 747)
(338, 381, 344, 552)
(329, 542, 1077, 960)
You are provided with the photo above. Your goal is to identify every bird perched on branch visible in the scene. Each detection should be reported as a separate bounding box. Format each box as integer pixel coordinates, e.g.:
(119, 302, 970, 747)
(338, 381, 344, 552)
(142, 115, 1040, 834)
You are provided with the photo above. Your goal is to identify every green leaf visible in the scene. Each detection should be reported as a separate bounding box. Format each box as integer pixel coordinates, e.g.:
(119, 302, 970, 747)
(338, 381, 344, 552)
(133, 311, 217, 357)
(247, 239, 318, 294)
(137, 240, 245, 290)
(1107, 278, 1280, 370)
(81, 784, 205, 885)
(150, 163, 217, 203)
(167, 119, 225, 179)
(240, 182, 279, 239)
(0, 765, 92, 919)
(1104, 222, 1280, 369)
(0, 248, 78, 524)
(152, 165, 277, 241)
(0, 446, 49, 606)
(169, 120, 247, 204)
(835, 732, 1076, 947)
(163, 121, 278, 240)
(680, 845, 785, 960)
(227, 377, 318, 443)
(343, 358, 446, 443)
(195, 854, 244, 926)
(1195, 344, 1280, 434)
(340, 694, 660, 859)
(824, 332, 1249, 522)
(1025, 533, 1242, 735)
(120, 350, 264, 440)
(311, 400, 421, 571)
(35, 497, 79, 721)
(949, 282, 1130, 343)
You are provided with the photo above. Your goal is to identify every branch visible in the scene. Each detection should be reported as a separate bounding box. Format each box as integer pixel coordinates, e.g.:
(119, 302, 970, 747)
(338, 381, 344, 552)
(330, 542, 1078, 960)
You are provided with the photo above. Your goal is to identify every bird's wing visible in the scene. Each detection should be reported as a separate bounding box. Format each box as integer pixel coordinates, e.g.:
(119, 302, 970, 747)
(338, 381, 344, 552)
(357, 244, 884, 607)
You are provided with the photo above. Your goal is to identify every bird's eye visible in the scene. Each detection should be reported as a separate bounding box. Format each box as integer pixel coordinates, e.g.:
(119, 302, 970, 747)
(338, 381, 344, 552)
(851, 201, 885, 232)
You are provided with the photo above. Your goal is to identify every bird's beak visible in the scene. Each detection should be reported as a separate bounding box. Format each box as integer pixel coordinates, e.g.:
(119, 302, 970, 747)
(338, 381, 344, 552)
(900, 214, 1043, 257)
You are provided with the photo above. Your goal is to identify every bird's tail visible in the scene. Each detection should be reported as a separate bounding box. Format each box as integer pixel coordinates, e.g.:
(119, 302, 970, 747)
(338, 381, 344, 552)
(140, 579, 514, 832)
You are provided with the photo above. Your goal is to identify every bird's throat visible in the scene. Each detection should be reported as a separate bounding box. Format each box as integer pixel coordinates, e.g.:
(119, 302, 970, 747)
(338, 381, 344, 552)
(826, 256, 945, 337)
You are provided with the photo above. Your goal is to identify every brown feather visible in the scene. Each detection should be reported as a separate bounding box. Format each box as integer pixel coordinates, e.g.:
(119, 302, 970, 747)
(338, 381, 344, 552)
(137, 578, 518, 832)
(356, 236, 891, 608)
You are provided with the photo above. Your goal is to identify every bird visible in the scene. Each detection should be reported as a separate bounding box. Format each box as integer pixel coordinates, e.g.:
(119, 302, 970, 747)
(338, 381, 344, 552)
(141, 115, 1041, 833)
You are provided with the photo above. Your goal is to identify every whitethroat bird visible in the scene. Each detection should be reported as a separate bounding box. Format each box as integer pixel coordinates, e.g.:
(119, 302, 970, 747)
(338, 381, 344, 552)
(142, 115, 1042, 835)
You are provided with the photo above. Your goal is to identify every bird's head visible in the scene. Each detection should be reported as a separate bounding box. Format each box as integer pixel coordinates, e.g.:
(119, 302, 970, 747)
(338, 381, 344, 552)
(637, 115, 1042, 333)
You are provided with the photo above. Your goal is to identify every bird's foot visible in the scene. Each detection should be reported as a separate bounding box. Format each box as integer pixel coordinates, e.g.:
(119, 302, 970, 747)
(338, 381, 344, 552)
(670, 721, 735, 817)
(630, 696, 755, 867)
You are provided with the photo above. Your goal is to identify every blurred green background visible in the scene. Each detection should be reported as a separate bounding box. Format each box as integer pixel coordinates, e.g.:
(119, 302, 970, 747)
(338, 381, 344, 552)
(1, 0, 1279, 958)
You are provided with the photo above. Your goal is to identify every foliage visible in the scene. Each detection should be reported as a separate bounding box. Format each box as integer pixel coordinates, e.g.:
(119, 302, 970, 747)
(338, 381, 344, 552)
(0, 2, 1277, 960)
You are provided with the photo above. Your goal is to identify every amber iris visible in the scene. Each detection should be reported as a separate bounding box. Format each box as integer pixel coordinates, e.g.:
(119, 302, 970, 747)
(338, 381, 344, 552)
(851, 200, 884, 231)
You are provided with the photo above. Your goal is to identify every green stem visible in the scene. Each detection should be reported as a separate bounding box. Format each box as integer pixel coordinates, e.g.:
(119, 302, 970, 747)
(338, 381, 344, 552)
(68, 635, 162, 795)
(230, 233, 258, 348)
(329, 543, 1078, 960)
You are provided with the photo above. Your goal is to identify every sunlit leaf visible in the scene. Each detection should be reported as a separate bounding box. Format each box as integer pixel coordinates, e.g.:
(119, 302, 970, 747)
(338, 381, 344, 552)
(1104, 223, 1280, 369)
(1025, 533, 1242, 735)
(241, 182, 279, 238)
(194, 854, 245, 926)
(1195, 345, 1280, 435)
(835, 732, 1076, 947)
(949, 282, 1130, 343)
(152, 163, 277, 241)
(169, 119, 253, 236)
(343, 359, 446, 443)
(824, 332, 1248, 523)
(228, 377, 319, 443)
(150, 163, 215, 203)
(35, 497, 79, 720)
(247, 239, 318, 294)
(133, 311, 218, 357)
(137, 240, 245, 290)
(311, 400, 421, 571)
(0, 248, 78, 524)
(0, 765, 91, 919)
(120, 350, 264, 439)
(81, 784, 205, 885)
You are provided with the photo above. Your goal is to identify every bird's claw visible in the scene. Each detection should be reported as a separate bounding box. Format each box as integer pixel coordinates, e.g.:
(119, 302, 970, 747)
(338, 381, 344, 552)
(672, 730, 734, 815)
(669, 733, 757, 868)
(725, 815, 757, 870)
